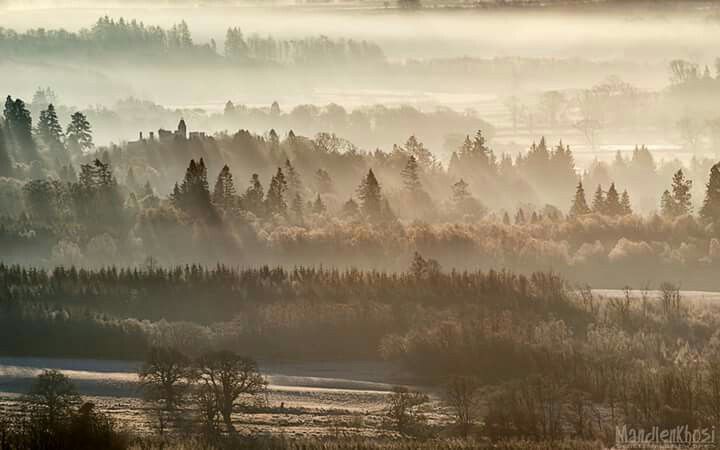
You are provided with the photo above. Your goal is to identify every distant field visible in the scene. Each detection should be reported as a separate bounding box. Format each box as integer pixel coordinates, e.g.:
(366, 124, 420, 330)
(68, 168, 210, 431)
(0, 357, 443, 437)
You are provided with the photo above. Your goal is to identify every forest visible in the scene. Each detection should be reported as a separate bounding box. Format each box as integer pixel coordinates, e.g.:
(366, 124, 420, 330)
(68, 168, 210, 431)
(4, 2, 720, 449)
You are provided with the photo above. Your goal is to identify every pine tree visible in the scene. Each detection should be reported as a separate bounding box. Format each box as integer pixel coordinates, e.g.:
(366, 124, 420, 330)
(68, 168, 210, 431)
(171, 158, 215, 220)
(0, 123, 13, 178)
(569, 180, 591, 217)
(37, 104, 65, 158)
(502, 211, 511, 225)
(244, 173, 265, 217)
(671, 169, 692, 216)
(66, 112, 93, 155)
(620, 190, 632, 215)
(212, 165, 237, 211)
(605, 183, 621, 216)
(401, 156, 422, 192)
(403, 136, 435, 170)
(4, 96, 38, 163)
(357, 169, 382, 220)
(266, 167, 288, 216)
(700, 163, 720, 226)
(592, 185, 605, 214)
(515, 208, 525, 224)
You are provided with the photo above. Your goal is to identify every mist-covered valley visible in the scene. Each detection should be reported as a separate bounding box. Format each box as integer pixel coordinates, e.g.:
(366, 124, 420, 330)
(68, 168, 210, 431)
(4, 2, 720, 450)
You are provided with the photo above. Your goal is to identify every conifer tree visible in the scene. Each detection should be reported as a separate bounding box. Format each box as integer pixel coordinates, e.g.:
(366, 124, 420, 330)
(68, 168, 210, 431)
(4, 96, 38, 162)
(620, 190, 632, 215)
(244, 173, 265, 217)
(0, 123, 12, 178)
(212, 165, 237, 211)
(515, 208, 525, 224)
(592, 185, 605, 214)
(605, 183, 621, 216)
(401, 156, 422, 193)
(700, 163, 720, 226)
(502, 211, 511, 225)
(66, 112, 93, 155)
(671, 169, 692, 216)
(266, 168, 288, 216)
(569, 180, 590, 217)
(357, 169, 382, 220)
(171, 158, 214, 220)
(37, 104, 65, 158)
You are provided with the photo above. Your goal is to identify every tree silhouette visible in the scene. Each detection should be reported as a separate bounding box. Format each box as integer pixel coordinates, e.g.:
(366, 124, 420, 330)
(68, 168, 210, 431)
(569, 181, 590, 217)
(357, 169, 383, 220)
(604, 183, 621, 216)
(37, 104, 65, 159)
(171, 158, 215, 221)
(212, 165, 237, 211)
(591, 185, 605, 214)
(66, 112, 93, 156)
(243, 173, 265, 217)
(701, 163, 720, 227)
(266, 167, 288, 216)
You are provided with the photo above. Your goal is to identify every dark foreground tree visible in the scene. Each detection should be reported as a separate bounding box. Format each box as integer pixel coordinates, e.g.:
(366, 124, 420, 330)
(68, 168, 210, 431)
(569, 181, 590, 217)
(701, 163, 720, 227)
(386, 386, 428, 436)
(25, 369, 81, 428)
(196, 351, 266, 433)
(445, 375, 482, 437)
(139, 346, 195, 434)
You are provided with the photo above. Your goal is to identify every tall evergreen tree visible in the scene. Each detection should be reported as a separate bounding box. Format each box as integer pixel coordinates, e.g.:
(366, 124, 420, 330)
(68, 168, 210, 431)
(701, 163, 720, 226)
(401, 155, 422, 192)
(620, 190, 632, 215)
(591, 185, 605, 214)
(0, 123, 12, 178)
(212, 165, 237, 211)
(266, 168, 288, 216)
(66, 112, 93, 155)
(171, 158, 215, 220)
(605, 183, 621, 216)
(569, 180, 590, 217)
(244, 173, 265, 217)
(4, 96, 38, 162)
(357, 169, 383, 220)
(37, 104, 65, 158)
(671, 169, 693, 216)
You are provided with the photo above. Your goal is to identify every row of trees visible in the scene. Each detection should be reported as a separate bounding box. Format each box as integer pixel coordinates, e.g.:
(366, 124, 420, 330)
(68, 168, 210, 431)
(0, 17, 385, 67)
(2, 95, 93, 178)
